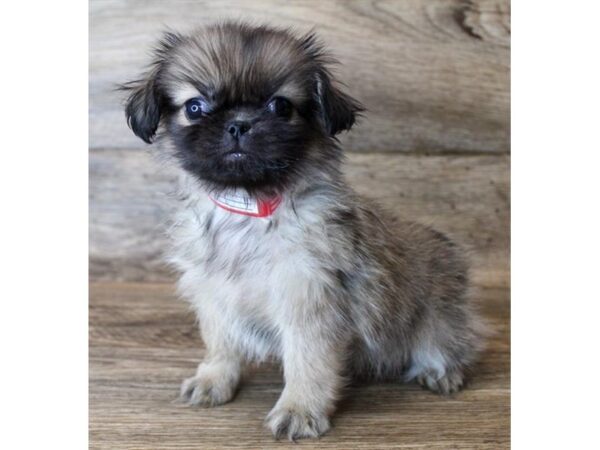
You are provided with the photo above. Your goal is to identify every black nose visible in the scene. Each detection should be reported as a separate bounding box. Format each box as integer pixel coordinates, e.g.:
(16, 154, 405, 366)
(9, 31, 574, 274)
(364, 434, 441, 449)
(226, 121, 251, 139)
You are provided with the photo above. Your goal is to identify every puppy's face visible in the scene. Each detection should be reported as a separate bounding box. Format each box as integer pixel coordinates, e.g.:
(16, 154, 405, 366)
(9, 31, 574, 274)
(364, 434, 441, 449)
(123, 23, 362, 193)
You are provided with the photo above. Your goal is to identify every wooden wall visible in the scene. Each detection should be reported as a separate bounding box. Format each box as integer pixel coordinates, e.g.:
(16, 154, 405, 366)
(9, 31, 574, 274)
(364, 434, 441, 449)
(90, 0, 510, 288)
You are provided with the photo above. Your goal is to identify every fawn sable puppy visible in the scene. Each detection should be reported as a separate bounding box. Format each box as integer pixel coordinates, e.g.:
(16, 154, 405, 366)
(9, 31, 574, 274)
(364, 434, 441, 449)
(123, 22, 484, 440)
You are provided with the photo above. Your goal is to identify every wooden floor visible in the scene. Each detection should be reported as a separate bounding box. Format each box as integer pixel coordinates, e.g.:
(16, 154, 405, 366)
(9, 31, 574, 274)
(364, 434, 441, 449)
(90, 282, 510, 449)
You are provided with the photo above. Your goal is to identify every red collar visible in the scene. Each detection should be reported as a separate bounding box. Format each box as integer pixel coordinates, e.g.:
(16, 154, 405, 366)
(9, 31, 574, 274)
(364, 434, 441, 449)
(209, 191, 282, 218)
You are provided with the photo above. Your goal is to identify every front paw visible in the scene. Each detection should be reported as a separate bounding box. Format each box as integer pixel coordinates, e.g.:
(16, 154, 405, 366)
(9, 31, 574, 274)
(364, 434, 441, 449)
(180, 373, 237, 407)
(266, 405, 330, 440)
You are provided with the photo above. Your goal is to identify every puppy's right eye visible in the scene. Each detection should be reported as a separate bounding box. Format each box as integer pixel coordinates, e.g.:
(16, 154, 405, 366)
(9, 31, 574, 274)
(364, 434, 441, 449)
(184, 98, 209, 120)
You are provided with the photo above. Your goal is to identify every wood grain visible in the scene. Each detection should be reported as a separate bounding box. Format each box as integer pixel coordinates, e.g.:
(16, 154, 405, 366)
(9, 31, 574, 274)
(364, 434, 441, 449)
(90, 0, 510, 153)
(89, 148, 509, 287)
(89, 282, 510, 449)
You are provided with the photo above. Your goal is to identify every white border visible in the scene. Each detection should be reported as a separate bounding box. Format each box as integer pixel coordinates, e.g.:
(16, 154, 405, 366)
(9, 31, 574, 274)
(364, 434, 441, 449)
(0, 1, 88, 449)
(513, 1, 600, 448)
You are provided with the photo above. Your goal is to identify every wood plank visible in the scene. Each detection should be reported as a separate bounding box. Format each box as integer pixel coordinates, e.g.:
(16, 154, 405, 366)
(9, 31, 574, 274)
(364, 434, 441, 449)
(90, 148, 509, 287)
(90, 0, 510, 153)
(89, 282, 510, 449)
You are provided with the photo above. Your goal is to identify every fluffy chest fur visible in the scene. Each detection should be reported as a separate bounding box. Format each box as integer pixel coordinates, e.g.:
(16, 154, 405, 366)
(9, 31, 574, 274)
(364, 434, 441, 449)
(168, 177, 345, 361)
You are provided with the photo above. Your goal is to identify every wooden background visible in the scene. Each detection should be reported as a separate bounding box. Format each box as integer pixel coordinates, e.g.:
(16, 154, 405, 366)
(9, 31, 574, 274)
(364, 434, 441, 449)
(90, 0, 510, 448)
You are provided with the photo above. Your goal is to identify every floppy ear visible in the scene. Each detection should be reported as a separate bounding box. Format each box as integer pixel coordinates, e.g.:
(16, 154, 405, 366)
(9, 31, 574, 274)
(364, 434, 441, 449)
(299, 32, 364, 136)
(121, 32, 181, 143)
(122, 70, 162, 144)
(315, 71, 364, 136)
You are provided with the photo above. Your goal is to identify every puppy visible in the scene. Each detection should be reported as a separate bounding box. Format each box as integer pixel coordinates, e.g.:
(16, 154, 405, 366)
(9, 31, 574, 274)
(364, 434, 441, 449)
(122, 22, 485, 440)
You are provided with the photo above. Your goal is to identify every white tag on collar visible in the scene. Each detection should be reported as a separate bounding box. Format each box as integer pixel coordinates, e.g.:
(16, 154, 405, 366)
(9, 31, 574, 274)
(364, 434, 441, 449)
(209, 191, 282, 218)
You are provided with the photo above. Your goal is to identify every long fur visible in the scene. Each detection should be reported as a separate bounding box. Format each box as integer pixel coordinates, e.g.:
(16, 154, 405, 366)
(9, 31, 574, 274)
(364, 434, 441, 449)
(122, 22, 485, 441)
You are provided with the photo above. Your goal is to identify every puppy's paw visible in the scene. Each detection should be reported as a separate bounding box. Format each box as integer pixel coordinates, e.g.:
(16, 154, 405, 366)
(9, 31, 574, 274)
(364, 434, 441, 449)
(416, 369, 464, 395)
(266, 405, 330, 441)
(180, 372, 237, 407)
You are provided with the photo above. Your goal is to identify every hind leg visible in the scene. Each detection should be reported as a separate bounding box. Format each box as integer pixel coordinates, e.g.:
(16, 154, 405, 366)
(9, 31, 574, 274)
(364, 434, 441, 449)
(404, 345, 465, 395)
(414, 368, 464, 394)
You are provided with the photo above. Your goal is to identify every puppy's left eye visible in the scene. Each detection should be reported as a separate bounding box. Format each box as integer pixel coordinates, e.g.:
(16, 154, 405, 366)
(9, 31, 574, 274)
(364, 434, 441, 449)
(184, 98, 209, 120)
(266, 97, 293, 118)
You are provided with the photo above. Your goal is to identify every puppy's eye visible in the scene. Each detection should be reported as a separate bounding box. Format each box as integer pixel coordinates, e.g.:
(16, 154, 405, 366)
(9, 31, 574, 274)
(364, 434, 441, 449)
(184, 98, 209, 120)
(266, 97, 292, 118)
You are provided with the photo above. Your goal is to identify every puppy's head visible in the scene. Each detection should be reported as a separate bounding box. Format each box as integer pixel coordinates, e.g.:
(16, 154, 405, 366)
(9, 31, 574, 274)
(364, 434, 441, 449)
(123, 22, 363, 193)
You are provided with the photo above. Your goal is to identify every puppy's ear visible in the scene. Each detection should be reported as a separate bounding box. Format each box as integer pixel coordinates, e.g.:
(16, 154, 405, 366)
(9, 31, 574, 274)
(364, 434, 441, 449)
(315, 71, 364, 136)
(121, 32, 180, 144)
(122, 71, 162, 144)
(299, 32, 364, 136)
